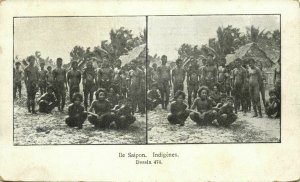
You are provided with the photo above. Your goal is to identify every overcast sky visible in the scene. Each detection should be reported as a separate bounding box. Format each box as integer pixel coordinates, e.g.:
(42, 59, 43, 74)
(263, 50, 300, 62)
(14, 15, 280, 63)
(14, 17, 146, 62)
(148, 15, 280, 60)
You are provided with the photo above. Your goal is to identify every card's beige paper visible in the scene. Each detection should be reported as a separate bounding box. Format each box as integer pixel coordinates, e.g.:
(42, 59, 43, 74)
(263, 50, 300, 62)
(0, 0, 300, 181)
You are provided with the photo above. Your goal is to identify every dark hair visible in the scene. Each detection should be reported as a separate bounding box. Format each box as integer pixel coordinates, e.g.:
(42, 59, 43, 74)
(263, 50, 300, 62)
(27, 55, 35, 62)
(220, 92, 227, 98)
(131, 59, 138, 64)
(235, 58, 242, 62)
(226, 96, 234, 101)
(197, 86, 209, 97)
(15, 62, 21, 66)
(161, 55, 167, 59)
(269, 89, 276, 96)
(47, 66, 52, 70)
(151, 82, 158, 88)
(207, 53, 213, 57)
(176, 58, 182, 64)
(174, 90, 186, 100)
(57, 58, 63, 62)
(47, 85, 54, 92)
(72, 92, 83, 103)
(248, 58, 255, 63)
(95, 88, 107, 99)
(71, 61, 78, 67)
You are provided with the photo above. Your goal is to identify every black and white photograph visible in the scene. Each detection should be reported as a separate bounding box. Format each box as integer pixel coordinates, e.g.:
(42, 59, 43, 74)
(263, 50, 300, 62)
(13, 17, 147, 145)
(147, 15, 281, 144)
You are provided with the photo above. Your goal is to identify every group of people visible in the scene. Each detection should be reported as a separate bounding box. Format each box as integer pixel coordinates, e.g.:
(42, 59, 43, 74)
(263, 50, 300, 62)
(146, 54, 281, 127)
(13, 55, 146, 129)
(14, 53, 281, 129)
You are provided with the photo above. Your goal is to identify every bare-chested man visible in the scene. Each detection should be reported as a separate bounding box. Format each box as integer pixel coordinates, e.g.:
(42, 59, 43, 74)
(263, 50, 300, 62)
(112, 59, 122, 94)
(218, 58, 228, 93)
(157, 55, 171, 109)
(146, 60, 153, 91)
(14, 62, 23, 99)
(202, 54, 218, 90)
(67, 61, 81, 101)
(98, 59, 113, 91)
(24, 56, 39, 114)
(53, 58, 68, 112)
(38, 62, 47, 96)
(151, 63, 159, 84)
(82, 60, 97, 110)
(172, 58, 186, 96)
(274, 58, 281, 100)
(248, 58, 263, 118)
(129, 60, 145, 114)
(187, 58, 200, 108)
(232, 58, 247, 114)
(199, 58, 207, 85)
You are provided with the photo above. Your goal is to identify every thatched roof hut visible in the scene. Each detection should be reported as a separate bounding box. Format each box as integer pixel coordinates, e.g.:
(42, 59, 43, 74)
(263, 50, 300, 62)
(225, 43, 274, 68)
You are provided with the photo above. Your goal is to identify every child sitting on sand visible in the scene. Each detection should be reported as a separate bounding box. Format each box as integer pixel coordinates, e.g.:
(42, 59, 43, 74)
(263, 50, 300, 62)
(167, 90, 190, 126)
(189, 86, 217, 125)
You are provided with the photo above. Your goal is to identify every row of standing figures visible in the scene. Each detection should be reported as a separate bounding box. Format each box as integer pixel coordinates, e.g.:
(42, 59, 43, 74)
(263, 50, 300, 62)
(146, 55, 281, 127)
(14, 55, 281, 129)
(14, 56, 146, 129)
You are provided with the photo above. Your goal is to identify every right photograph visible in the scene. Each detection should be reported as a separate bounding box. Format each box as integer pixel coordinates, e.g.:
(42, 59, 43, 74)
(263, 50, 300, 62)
(146, 15, 281, 144)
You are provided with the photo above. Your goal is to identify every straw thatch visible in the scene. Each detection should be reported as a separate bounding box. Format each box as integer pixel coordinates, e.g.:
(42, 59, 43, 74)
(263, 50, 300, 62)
(225, 42, 274, 68)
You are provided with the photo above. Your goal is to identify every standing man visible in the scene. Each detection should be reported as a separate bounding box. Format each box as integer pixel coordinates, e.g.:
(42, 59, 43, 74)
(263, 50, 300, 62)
(14, 62, 23, 99)
(82, 60, 97, 110)
(38, 62, 48, 96)
(146, 60, 153, 91)
(53, 58, 68, 112)
(98, 59, 113, 91)
(199, 58, 207, 86)
(24, 56, 39, 113)
(187, 58, 200, 109)
(171, 58, 186, 96)
(274, 58, 281, 100)
(232, 58, 247, 114)
(157, 55, 171, 109)
(129, 59, 145, 114)
(112, 59, 122, 94)
(248, 58, 263, 118)
(67, 61, 81, 101)
(202, 54, 218, 90)
(218, 58, 227, 93)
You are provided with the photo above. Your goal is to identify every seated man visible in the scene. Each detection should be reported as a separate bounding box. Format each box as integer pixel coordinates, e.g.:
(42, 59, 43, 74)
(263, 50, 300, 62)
(88, 88, 115, 129)
(112, 96, 136, 129)
(107, 87, 119, 108)
(65, 93, 87, 129)
(38, 86, 57, 114)
(265, 89, 280, 118)
(216, 96, 237, 127)
(147, 82, 161, 110)
(189, 86, 217, 126)
(168, 90, 190, 126)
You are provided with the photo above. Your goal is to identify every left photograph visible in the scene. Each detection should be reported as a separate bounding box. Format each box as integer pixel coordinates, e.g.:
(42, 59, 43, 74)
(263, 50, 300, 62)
(13, 17, 147, 145)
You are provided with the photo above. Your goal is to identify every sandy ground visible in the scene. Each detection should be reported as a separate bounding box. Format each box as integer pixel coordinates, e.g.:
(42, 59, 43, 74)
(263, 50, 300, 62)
(13, 95, 146, 145)
(147, 105, 280, 144)
(13, 85, 280, 145)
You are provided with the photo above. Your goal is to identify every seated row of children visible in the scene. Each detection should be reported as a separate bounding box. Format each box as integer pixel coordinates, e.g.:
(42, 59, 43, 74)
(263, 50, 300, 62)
(164, 85, 280, 127)
(167, 87, 237, 127)
(38, 86, 135, 129)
